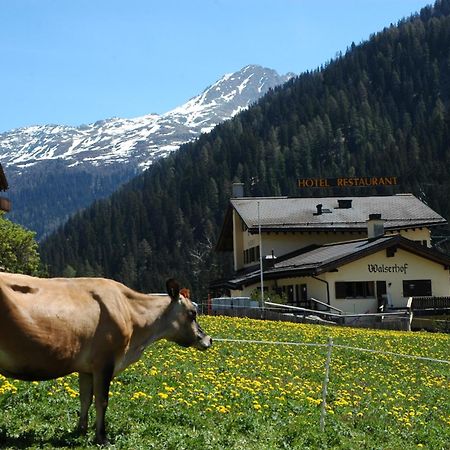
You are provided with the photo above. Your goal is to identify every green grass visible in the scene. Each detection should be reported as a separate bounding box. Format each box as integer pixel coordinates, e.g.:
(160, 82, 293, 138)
(1, 316, 449, 449)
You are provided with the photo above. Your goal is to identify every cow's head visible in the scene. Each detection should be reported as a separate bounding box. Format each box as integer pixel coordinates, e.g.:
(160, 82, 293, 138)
(165, 279, 212, 350)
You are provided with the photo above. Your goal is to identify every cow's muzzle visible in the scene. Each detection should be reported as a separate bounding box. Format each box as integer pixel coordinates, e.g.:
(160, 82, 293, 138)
(194, 322, 212, 350)
(196, 333, 212, 350)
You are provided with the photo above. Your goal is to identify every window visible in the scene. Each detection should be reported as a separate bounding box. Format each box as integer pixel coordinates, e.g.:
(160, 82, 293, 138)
(403, 280, 432, 297)
(243, 245, 260, 265)
(281, 285, 294, 304)
(335, 281, 375, 299)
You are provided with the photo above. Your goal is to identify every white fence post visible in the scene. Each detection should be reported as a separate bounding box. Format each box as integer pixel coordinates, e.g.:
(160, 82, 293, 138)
(320, 337, 333, 431)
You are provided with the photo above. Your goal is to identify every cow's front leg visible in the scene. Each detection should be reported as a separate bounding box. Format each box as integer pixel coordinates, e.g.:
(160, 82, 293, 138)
(78, 372, 93, 435)
(93, 364, 114, 445)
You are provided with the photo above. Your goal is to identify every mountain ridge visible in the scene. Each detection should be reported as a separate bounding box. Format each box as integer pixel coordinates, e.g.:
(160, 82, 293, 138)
(0, 65, 293, 172)
(0, 65, 293, 238)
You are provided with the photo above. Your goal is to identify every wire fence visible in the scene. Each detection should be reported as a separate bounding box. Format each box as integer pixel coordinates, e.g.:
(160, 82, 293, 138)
(213, 336, 450, 430)
(213, 337, 450, 365)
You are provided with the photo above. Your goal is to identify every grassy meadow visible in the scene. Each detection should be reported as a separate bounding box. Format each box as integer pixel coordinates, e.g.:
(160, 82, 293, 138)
(0, 316, 449, 449)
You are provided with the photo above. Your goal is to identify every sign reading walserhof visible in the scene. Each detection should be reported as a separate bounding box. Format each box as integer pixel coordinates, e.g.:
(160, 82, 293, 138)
(297, 176, 398, 189)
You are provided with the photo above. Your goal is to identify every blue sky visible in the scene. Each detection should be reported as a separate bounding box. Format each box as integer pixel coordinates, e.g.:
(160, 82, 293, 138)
(1, 0, 432, 132)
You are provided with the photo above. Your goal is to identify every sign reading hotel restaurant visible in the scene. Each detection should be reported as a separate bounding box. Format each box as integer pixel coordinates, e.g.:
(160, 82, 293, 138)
(298, 176, 398, 188)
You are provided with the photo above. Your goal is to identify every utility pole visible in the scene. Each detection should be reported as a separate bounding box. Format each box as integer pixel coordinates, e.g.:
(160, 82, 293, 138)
(258, 201, 265, 316)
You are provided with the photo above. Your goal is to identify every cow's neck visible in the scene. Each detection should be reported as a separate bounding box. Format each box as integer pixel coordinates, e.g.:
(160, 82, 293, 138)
(128, 294, 174, 351)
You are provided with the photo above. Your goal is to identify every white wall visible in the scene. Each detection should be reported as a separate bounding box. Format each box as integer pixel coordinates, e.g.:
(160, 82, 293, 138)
(231, 247, 450, 314)
(325, 248, 450, 312)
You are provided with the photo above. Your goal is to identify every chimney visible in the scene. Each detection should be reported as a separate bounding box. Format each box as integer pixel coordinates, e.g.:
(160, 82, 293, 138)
(366, 213, 384, 239)
(232, 182, 244, 198)
(263, 250, 277, 268)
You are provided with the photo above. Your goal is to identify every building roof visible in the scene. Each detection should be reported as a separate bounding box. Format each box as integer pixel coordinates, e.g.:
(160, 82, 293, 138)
(0, 164, 8, 191)
(214, 234, 450, 290)
(216, 194, 447, 251)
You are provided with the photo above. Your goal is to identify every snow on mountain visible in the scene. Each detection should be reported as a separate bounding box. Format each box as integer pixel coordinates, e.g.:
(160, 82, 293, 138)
(0, 65, 293, 239)
(0, 65, 293, 173)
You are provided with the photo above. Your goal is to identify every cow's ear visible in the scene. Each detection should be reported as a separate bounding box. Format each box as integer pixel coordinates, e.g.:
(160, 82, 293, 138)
(166, 278, 180, 301)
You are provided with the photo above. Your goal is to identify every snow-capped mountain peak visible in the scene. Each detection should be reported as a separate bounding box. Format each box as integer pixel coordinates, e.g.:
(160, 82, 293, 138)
(0, 65, 294, 238)
(0, 65, 293, 173)
(167, 65, 291, 129)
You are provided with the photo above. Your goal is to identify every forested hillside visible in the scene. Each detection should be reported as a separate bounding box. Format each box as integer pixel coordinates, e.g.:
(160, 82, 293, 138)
(8, 162, 135, 239)
(40, 0, 450, 299)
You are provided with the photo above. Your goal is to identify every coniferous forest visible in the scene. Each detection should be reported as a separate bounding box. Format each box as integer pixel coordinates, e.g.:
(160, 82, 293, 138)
(40, 0, 450, 300)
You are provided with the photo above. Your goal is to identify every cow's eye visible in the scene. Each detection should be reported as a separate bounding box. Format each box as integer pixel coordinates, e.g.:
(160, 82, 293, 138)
(188, 310, 197, 320)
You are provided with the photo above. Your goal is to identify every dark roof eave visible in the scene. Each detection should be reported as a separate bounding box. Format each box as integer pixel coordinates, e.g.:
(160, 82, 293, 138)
(209, 279, 243, 290)
(247, 221, 447, 234)
(265, 267, 317, 279)
(226, 267, 316, 288)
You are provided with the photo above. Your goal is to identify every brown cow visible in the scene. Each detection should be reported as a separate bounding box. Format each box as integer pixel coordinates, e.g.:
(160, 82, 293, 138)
(0, 272, 211, 444)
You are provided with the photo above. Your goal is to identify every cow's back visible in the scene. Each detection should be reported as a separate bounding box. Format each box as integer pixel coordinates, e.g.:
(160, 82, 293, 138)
(0, 273, 133, 380)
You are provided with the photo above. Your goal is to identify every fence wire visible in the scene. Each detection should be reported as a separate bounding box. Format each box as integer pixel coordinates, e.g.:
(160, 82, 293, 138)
(213, 337, 450, 365)
(213, 335, 450, 431)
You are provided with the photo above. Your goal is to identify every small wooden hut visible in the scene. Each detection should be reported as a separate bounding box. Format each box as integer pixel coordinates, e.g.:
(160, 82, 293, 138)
(0, 164, 11, 212)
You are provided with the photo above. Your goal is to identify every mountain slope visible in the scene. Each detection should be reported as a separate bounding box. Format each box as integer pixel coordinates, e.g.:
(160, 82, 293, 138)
(40, 0, 450, 297)
(0, 65, 292, 238)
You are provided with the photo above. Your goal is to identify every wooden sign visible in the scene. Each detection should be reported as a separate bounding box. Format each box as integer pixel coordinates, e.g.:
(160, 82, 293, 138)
(298, 176, 398, 189)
